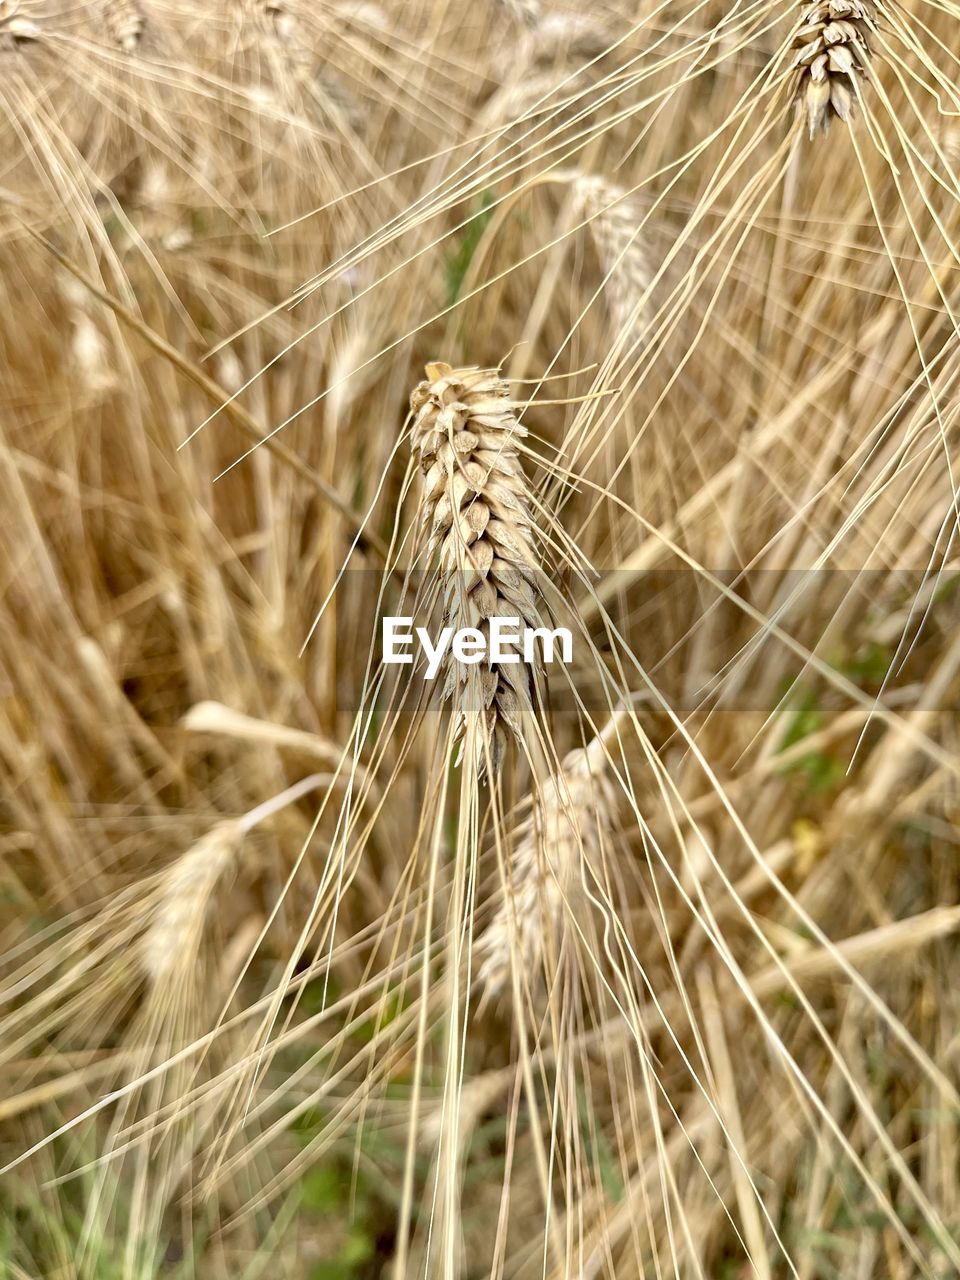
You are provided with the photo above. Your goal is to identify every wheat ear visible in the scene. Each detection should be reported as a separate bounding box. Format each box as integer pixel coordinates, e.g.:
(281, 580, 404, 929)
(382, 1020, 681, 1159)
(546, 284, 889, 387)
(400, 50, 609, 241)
(475, 737, 617, 1003)
(409, 362, 543, 777)
(0, 0, 39, 46)
(141, 821, 245, 986)
(258, 0, 298, 43)
(793, 0, 878, 137)
(499, 0, 541, 27)
(104, 0, 145, 52)
(574, 175, 651, 337)
(140, 774, 327, 985)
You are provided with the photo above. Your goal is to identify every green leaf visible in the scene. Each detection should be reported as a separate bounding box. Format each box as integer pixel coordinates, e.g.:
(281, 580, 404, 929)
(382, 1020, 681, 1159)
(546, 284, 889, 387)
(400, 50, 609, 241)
(301, 1165, 346, 1213)
(340, 1226, 375, 1266)
(444, 192, 495, 305)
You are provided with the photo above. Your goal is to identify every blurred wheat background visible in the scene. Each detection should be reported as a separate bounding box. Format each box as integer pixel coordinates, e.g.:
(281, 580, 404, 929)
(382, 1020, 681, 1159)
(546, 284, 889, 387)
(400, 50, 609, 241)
(1, 0, 959, 1277)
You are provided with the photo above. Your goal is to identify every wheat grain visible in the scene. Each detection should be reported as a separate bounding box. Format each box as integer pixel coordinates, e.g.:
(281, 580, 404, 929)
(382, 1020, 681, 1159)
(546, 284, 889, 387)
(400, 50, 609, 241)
(475, 738, 617, 1002)
(792, 0, 878, 137)
(409, 362, 543, 777)
(530, 13, 611, 65)
(483, 14, 608, 128)
(483, 70, 567, 133)
(62, 276, 117, 398)
(4, 0, 960, 1271)
(139, 771, 333, 985)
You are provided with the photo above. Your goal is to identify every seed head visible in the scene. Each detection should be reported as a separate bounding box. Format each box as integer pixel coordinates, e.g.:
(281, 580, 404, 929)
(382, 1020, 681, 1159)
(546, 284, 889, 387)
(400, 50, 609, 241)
(104, 0, 145, 53)
(575, 175, 651, 336)
(141, 821, 245, 986)
(0, 0, 39, 47)
(793, 0, 878, 137)
(409, 363, 544, 777)
(476, 742, 618, 1003)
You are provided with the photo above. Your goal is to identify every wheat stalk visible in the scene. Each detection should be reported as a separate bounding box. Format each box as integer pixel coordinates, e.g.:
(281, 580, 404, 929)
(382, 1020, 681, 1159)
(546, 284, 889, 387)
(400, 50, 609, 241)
(180, 700, 343, 764)
(409, 362, 544, 777)
(792, 0, 878, 137)
(475, 737, 617, 1003)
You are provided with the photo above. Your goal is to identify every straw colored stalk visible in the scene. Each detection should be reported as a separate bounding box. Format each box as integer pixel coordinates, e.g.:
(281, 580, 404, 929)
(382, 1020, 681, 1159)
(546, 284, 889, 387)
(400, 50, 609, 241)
(792, 0, 878, 137)
(476, 738, 618, 1003)
(409, 362, 544, 778)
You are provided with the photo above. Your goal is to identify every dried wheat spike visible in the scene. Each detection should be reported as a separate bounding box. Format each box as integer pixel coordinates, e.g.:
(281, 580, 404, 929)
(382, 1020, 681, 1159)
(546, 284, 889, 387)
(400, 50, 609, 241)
(476, 741, 617, 1003)
(499, 0, 540, 27)
(0, 0, 39, 47)
(793, 0, 878, 137)
(575, 175, 650, 337)
(141, 821, 244, 985)
(409, 362, 543, 777)
(258, 0, 298, 43)
(532, 13, 611, 65)
(104, 0, 145, 52)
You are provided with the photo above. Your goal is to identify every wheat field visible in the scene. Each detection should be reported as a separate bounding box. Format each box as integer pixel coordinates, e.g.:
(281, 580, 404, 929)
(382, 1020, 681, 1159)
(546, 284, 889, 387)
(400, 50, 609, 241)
(0, 1, 959, 1277)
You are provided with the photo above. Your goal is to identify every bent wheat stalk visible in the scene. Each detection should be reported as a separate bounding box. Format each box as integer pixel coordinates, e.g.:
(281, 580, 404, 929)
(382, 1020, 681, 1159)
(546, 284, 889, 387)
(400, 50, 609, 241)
(476, 736, 617, 1003)
(409, 362, 544, 777)
(793, 0, 878, 137)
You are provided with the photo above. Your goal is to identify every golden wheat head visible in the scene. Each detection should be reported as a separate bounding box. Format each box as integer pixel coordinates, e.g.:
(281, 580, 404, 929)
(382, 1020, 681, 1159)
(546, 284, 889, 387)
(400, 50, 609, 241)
(575, 174, 651, 336)
(793, 0, 877, 137)
(0, 0, 38, 46)
(141, 820, 245, 986)
(476, 740, 617, 1003)
(409, 362, 543, 778)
